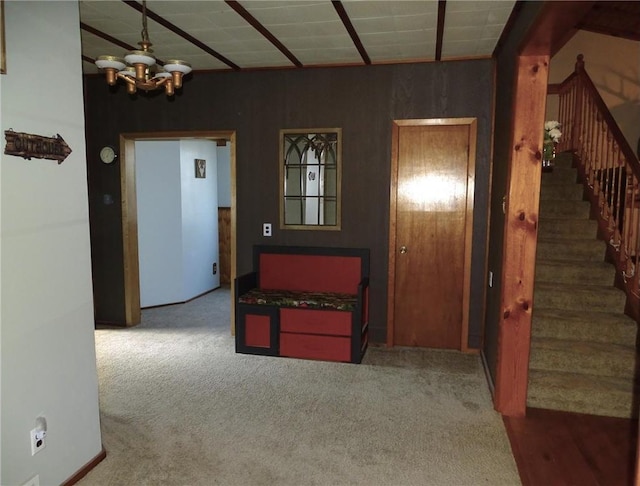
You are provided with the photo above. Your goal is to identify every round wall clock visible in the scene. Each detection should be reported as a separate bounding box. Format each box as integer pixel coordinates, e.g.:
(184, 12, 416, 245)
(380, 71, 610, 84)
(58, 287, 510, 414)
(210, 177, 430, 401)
(99, 146, 117, 164)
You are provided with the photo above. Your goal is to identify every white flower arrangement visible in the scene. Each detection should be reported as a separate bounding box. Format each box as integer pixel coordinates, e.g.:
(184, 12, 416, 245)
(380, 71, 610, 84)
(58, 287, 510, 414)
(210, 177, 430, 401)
(543, 121, 562, 167)
(544, 120, 562, 144)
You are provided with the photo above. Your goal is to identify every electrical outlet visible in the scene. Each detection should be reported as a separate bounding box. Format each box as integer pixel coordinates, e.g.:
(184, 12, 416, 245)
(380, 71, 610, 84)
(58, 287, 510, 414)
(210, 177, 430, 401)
(30, 428, 45, 455)
(22, 475, 40, 486)
(212, 263, 217, 275)
(263, 223, 272, 237)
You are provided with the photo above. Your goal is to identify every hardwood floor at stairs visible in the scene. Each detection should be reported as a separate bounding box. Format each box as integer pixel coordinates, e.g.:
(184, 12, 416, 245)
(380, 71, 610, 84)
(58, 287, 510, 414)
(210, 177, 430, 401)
(504, 408, 637, 486)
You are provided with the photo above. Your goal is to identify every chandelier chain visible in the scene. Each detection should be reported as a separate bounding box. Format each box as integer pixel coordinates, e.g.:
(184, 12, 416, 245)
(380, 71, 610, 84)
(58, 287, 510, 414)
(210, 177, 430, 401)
(141, 0, 150, 44)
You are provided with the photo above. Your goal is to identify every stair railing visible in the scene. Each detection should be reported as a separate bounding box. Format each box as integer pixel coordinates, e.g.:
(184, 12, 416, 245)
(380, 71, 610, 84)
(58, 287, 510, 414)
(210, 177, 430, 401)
(556, 54, 640, 320)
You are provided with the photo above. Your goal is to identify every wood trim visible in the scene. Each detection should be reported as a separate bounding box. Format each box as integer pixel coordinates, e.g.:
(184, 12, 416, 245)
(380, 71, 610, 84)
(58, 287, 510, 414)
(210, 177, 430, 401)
(225, 0, 302, 68)
(278, 127, 342, 231)
(121, 135, 141, 326)
(332, 1, 371, 65)
(386, 121, 400, 347)
(230, 131, 237, 335)
(519, 1, 595, 57)
(122, 0, 240, 71)
(119, 131, 236, 328)
(461, 118, 477, 352)
(387, 117, 477, 350)
(636, 419, 640, 485)
(435, 0, 446, 61)
(61, 447, 107, 485)
(547, 82, 561, 95)
(79, 22, 147, 61)
(494, 54, 549, 417)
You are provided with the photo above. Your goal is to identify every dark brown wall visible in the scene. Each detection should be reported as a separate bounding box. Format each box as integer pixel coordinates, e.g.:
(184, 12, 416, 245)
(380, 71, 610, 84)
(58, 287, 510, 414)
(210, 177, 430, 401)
(84, 60, 493, 344)
(483, 1, 546, 382)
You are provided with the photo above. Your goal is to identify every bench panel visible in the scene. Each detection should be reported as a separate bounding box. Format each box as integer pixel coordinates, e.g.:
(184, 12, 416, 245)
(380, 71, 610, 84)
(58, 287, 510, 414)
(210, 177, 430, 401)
(280, 333, 351, 362)
(260, 253, 361, 294)
(280, 308, 351, 336)
(245, 314, 272, 348)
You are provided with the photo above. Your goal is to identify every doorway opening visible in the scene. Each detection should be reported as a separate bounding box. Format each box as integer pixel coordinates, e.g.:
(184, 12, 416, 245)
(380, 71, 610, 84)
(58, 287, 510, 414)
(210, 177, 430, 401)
(119, 130, 237, 331)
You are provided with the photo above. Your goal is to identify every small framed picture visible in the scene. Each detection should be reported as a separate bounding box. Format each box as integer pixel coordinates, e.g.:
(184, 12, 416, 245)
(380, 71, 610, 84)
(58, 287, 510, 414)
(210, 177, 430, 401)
(195, 158, 206, 178)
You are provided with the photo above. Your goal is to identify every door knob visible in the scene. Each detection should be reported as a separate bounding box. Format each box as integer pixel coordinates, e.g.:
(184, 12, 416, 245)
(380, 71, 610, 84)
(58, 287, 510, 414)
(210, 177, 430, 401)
(400, 246, 407, 254)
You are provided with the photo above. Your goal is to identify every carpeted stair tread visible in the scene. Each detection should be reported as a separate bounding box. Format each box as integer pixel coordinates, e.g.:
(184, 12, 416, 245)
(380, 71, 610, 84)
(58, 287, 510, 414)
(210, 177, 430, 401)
(538, 218, 597, 239)
(553, 152, 575, 168)
(540, 182, 584, 201)
(533, 281, 626, 312)
(534, 259, 614, 285)
(529, 150, 638, 418)
(539, 199, 591, 219)
(527, 369, 637, 418)
(536, 237, 605, 262)
(532, 308, 636, 345)
(541, 166, 579, 185)
(529, 337, 637, 379)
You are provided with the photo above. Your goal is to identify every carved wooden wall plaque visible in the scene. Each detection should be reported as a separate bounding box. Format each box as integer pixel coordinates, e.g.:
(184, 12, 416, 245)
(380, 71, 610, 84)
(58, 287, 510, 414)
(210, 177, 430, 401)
(4, 130, 72, 164)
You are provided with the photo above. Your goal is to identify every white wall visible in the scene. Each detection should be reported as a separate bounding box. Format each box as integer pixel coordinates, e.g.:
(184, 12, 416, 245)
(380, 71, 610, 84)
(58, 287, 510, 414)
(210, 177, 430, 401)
(217, 142, 232, 207)
(0, 46, 3, 484)
(0, 2, 102, 485)
(136, 140, 219, 307)
(547, 31, 640, 153)
(180, 140, 220, 298)
(136, 141, 184, 307)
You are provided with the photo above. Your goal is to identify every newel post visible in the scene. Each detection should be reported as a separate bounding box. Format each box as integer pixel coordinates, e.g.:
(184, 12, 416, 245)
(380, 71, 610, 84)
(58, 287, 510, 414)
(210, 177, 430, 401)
(571, 54, 585, 151)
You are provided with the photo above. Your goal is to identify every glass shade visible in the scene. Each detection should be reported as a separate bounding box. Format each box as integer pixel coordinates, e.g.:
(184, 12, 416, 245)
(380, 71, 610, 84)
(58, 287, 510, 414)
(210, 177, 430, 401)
(95, 55, 126, 71)
(163, 60, 192, 75)
(124, 50, 156, 66)
(118, 66, 136, 78)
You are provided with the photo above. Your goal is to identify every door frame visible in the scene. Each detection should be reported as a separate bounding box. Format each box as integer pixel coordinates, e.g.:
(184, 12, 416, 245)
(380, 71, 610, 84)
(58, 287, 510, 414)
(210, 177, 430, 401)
(118, 130, 237, 329)
(493, 1, 597, 417)
(387, 118, 477, 352)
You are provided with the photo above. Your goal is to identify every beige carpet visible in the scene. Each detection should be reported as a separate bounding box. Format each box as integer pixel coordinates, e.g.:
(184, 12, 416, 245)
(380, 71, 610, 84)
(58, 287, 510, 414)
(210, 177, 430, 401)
(80, 288, 520, 486)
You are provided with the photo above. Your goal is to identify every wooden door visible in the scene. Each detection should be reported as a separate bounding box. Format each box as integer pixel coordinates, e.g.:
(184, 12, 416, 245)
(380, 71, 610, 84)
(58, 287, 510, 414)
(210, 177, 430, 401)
(388, 119, 476, 350)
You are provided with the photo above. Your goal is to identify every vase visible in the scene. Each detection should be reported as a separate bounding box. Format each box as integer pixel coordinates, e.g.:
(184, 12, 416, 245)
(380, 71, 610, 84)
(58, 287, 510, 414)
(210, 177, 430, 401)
(542, 142, 555, 171)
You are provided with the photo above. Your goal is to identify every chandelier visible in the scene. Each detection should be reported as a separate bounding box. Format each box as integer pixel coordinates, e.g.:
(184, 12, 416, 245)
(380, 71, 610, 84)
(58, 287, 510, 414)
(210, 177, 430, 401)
(94, 0, 192, 96)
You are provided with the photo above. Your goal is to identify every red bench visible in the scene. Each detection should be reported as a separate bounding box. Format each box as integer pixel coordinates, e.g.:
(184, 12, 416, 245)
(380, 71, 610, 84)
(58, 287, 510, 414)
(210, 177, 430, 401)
(235, 245, 369, 363)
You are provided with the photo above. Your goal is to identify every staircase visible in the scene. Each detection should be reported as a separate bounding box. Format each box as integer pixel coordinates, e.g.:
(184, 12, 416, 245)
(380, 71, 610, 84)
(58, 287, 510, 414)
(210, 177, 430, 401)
(527, 152, 639, 418)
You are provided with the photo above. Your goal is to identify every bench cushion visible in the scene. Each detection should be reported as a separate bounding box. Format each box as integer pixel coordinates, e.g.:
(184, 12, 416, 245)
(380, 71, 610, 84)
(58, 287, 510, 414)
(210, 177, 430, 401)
(238, 288, 357, 311)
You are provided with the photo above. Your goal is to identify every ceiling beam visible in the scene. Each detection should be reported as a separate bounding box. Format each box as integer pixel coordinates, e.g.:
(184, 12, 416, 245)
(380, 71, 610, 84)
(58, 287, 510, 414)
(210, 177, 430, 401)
(80, 22, 165, 65)
(332, 1, 371, 65)
(225, 0, 303, 68)
(520, 0, 596, 56)
(122, 0, 241, 71)
(435, 0, 446, 61)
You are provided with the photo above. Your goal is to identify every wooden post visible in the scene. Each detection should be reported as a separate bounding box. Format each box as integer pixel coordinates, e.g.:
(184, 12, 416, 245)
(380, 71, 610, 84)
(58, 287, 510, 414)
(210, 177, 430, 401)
(571, 55, 585, 152)
(494, 54, 549, 416)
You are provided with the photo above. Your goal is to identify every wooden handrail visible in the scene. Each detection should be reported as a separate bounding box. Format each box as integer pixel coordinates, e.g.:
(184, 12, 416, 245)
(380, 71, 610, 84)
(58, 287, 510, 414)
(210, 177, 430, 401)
(556, 54, 640, 320)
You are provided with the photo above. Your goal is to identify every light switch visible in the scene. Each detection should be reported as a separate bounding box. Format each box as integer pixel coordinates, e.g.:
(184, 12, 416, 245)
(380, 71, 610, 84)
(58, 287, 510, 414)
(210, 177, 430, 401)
(263, 223, 272, 237)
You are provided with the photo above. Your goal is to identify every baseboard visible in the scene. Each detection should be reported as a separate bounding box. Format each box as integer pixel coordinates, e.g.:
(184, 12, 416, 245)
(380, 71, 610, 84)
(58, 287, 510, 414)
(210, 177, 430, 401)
(61, 447, 107, 486)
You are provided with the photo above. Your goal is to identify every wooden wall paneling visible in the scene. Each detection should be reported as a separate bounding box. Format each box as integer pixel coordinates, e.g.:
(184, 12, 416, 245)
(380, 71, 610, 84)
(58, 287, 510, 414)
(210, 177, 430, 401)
(218, 207, 231, 284)
(84, 61, 493, 344)
(120, 135, 141, 326)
